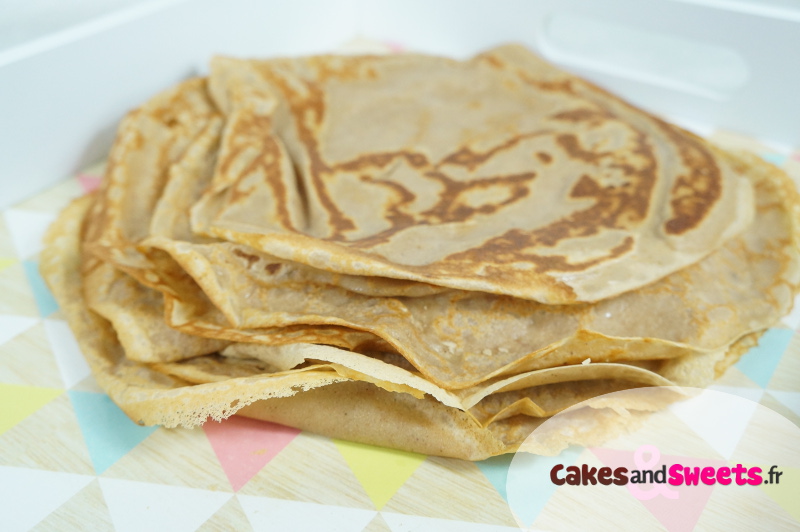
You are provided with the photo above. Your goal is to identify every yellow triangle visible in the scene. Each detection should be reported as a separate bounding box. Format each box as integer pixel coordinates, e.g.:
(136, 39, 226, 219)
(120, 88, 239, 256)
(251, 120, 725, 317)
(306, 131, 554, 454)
(0, 258, 15, 272)
(333, 439, 426, 509)
(0, 383, 62, 434)
(757, 465, 800, 522)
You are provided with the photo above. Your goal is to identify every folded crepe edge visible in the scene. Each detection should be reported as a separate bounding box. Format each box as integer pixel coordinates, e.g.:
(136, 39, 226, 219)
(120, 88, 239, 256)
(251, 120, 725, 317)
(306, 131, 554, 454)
(40, 191, 770, 461)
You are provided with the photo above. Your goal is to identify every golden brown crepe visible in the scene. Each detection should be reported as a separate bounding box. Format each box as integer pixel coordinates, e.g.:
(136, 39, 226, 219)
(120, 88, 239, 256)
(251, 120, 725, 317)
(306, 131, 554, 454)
(194, 44, 754, 304)
(151, 155, 796, 390)
(112, 138, 798, 390)
(78, 62, 796, 392)
(41, 45, 800, 460)
(41, 195, 758, 460)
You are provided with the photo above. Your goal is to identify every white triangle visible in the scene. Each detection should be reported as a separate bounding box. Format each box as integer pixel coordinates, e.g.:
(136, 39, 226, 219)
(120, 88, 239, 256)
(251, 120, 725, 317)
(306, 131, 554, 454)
(780, 293, 800, 329)
(237, 495, 376, 532)
(99, 478, 232, 532)
(707, 385, 765, 404)
(0, 466, 93, 531)
(0, 315, 38, 346)
(382, 512, 521, 532)
(3, 209, 57, 259)
(767, 390, 800, 418)
(43, 319, 91, 388)
(670, 387, 761, 459)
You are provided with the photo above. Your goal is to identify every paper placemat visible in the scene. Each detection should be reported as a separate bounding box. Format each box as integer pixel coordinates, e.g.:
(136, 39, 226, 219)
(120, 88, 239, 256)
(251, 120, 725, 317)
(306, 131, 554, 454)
(1, 131, 799, 531)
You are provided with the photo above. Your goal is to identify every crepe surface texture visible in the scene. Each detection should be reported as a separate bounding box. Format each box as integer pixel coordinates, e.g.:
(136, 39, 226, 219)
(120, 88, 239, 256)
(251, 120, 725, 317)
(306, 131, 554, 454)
(41, 44, 800, 461)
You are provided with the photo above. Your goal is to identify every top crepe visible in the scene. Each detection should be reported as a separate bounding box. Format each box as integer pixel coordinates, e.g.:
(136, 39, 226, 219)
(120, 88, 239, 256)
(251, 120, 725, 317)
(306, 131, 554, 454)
(190, 44, 754, 304)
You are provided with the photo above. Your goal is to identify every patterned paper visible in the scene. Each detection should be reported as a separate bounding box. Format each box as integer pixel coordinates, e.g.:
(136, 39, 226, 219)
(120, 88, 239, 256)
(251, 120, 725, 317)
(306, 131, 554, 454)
(1, 139, 799, 530)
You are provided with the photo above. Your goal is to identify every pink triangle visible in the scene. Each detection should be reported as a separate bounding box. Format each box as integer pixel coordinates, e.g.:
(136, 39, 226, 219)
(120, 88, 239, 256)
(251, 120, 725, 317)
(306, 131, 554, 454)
(203, 416, 300, 491)
(591, 447, 726, 532)
(77, 174, 102, 194)
(385, 41, 406, 53)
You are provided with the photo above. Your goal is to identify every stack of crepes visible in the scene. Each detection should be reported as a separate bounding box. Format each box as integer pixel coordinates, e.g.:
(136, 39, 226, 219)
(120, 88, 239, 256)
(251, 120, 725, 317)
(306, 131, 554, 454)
(41, 44, 800, 460)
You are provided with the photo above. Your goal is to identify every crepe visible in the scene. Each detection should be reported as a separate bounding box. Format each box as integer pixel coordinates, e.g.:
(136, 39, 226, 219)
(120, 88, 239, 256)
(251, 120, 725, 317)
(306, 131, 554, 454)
(120, 135, 798, 389)
(41, 195, 759, 460)
(80, 63, 795, 392)
(152, 153, 795, 390)
(41, 44, 800, 460)
(192, 44, 754, 304)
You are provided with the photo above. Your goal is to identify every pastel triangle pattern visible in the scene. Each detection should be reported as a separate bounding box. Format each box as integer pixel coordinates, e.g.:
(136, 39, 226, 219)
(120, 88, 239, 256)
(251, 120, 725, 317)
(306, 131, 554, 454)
(756, 465, 800, 522)
(363, 512, 392, 532)
(767, 391, 800, 417)
(735, 328, 793, 388)
(237, 495, 377, 532)
(0, 315, 38, 345)
(0, 257, 15, 272)
(506, 446, 582, 528)
(3, 209, 56, 259)
(99, 477, 232, 532)
(0, 466, 93, 532)
(198, 495, 254, 532)
(669, 388, 759, 459)
(22, 260, 58, 317)
(69, 391, 158, 474)
(203, 416, 300, 491)
(780, 293, 800, 329)
(0, 383, 62, 435)
(759, 152, 788, 166)
(382, 512, 520, 531)
(476, 453, 514, 501)
(591, 448, 725, 532)
(44, 318, 91, 389)
(385, 41, 406, 52)
(77, 174, 103, 194)
(706, 385, 764, 405)
(333, 439, 426, 509)
(35, 479, 115, 530)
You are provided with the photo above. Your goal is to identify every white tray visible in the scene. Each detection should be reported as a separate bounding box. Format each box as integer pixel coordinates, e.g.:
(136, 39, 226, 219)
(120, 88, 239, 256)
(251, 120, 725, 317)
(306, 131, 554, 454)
(2, 0, 799, 209)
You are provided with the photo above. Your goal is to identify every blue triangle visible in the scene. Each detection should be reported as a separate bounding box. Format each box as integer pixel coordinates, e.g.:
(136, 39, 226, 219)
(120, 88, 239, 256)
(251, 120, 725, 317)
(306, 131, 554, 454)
(759, 152, 787, 167)
(22, 260, 59, 317)
(68, 391, 158, 474)
(735, 328, 794, 388)
(475, 453, 513, 501)
(507, 446, 582, 528)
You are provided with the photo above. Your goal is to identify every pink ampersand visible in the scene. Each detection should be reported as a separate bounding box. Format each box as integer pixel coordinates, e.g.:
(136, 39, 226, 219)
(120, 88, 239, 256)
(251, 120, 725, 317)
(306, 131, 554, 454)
(628, 445, 679, 501)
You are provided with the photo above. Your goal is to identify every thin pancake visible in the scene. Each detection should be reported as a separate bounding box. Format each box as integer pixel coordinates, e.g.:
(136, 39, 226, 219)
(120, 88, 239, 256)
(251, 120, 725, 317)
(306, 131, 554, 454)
(193, 44, 754, 303)
(39, 194, 777, 460)
(148, 149, 798, 388)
